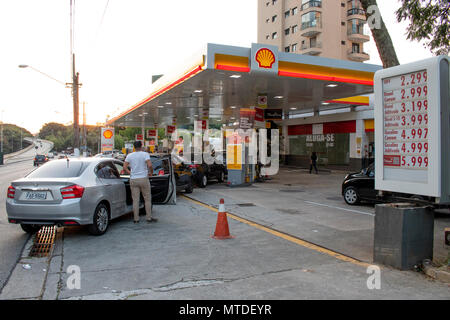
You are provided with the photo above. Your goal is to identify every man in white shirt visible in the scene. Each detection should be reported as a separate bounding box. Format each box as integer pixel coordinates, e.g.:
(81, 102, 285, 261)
(123, 141, 157, 223)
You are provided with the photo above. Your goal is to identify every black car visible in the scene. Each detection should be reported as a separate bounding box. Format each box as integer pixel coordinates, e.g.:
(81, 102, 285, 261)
(157, 155, 194, 193)
(341, 164, 433, 205)
(172, 152, 226, 188)
(33, 155, 48, 166)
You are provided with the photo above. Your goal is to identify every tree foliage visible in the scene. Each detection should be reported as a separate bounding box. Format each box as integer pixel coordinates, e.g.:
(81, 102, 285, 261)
(0, 124, 33, 154)
(396, 0, 450, 56)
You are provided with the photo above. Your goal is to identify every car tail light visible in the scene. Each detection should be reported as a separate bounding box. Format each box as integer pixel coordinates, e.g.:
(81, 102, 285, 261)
(60, 185, 84, 199)
(188, 164, 200, 169)
(7, 186, 15, 199)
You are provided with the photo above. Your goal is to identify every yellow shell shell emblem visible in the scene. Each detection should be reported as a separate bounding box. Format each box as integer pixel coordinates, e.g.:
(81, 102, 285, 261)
(103, 129, 113, 139)
(255, 48, 275, 69)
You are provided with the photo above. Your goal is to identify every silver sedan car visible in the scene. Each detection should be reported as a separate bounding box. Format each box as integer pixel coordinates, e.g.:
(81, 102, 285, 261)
(6, 156, 176, 235)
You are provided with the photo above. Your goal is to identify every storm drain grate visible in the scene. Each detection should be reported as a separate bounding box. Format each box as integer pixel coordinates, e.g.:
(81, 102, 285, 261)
(29, 226, 57, 257)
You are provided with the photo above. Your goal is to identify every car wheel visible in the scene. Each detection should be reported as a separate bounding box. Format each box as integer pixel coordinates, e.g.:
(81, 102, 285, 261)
(199, 174, 207, 188)
(20, 224, 41, 234)
(88, 203, 110, 236)
(344, 187, 360, 205)
(217, 171, 225, 183)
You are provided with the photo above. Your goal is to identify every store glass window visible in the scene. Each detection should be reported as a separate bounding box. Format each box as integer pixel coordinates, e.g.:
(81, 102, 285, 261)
(289, 133, 350, 165)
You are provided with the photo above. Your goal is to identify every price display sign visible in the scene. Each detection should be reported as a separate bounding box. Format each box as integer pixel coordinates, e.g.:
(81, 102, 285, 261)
(382, 69, 429, 171)
(374, 56, 450, 203)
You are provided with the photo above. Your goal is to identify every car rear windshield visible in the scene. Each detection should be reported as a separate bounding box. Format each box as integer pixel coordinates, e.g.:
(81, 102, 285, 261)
(27, 160, 90, 178)
(35, 155, 46, 159)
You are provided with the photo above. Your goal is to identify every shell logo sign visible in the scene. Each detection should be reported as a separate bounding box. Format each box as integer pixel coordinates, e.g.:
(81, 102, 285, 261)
(101, 128, 114, 153)
(103, 129, 114, 139)
(255, 48, 275, 69)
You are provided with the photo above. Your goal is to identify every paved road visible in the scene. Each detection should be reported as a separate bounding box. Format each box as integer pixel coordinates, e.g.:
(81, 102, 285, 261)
(0, 140, 52, 292)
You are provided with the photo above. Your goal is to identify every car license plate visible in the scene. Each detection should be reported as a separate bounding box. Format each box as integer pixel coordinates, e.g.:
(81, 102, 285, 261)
(25, 191, 48, 200)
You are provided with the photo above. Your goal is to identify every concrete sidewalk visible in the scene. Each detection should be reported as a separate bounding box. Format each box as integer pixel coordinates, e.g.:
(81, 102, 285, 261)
(0, 196, 448, 300)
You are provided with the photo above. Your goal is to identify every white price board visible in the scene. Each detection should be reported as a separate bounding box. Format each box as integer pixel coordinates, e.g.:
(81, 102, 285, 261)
(374, 56, 450, 203)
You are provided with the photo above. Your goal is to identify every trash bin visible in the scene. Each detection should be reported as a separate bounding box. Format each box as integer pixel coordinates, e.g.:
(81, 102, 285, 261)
(374, 203, 434, 270)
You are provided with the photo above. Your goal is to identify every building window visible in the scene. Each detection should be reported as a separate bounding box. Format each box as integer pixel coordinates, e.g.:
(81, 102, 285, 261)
(285, 46, 290, 52)
(272, 15, 277, 22)
(341, 40, 346, 45)
(292, 25, 298, 33)
(272, 32, 278, 39)
(301, 0, 322, 11)
(266, 35, 270, 40)
(292, 43, 297, 52)
(348, 19, 366, 35)
(341, 21, 345, 26)
(301, 11, 322, 29)
(285, 10, 290, 18)
(266, 2, 270, 6)
(272, 0, 277, 5)
(266, 18, 270, 23)
(352, 43, 360, 53)
(285, 28, 290, 35)
(292, 7, 298, 15)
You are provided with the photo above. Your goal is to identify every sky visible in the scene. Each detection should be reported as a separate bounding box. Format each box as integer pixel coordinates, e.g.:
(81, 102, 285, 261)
(0, 0, 435, 134)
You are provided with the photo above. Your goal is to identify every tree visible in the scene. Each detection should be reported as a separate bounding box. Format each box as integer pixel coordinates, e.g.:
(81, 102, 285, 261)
(396, 0, 450, 56)
(360, 0, 400, 68)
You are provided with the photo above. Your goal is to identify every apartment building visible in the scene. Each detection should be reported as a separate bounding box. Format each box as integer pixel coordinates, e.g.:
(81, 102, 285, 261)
(257, 0, 371, 62)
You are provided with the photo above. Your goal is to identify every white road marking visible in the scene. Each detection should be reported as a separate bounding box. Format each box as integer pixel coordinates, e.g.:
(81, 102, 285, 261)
(303, 200, 375, 217)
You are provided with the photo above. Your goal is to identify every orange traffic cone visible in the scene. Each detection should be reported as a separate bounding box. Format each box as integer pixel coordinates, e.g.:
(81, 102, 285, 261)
(212, 199, 234, 239)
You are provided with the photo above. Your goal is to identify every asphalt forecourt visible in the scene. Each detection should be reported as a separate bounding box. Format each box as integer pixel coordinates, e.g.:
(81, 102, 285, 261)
(1, 195, 448, 301)
(189, 166, 450, 267)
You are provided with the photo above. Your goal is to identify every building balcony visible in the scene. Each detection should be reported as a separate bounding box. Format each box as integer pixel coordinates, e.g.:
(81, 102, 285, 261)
(347, 28, 370, 42)
(347, 49, 370, 62)
(301, 1, 322, 12)
(347, 8, 366, 20)
(300, 42, 322, 55)
(301, 20, 322, 37)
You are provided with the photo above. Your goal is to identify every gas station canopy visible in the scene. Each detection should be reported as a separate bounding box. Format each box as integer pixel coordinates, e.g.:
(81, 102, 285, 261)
(106, 43, 382, 128)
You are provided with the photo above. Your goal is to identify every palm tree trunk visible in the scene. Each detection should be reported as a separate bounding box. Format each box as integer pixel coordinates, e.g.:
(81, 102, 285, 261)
(360, 0, 400, 68)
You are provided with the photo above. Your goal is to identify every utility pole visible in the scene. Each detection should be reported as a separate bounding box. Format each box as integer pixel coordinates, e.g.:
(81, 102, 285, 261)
(83, 101, 87, 153)
(72, 53, 80, 150)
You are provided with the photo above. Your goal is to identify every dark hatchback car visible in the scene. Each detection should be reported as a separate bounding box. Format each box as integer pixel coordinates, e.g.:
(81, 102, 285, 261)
(341, 163, 433, 205)
(342, 164, 377, 205)
(172, 152, 226, 188)
(33, 154, 49, 166)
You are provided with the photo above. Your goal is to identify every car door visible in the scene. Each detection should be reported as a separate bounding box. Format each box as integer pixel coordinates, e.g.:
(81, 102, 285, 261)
(171, 155, 191, 191)
(95, 161, 126, 218)
(149, 157, 176, 204)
